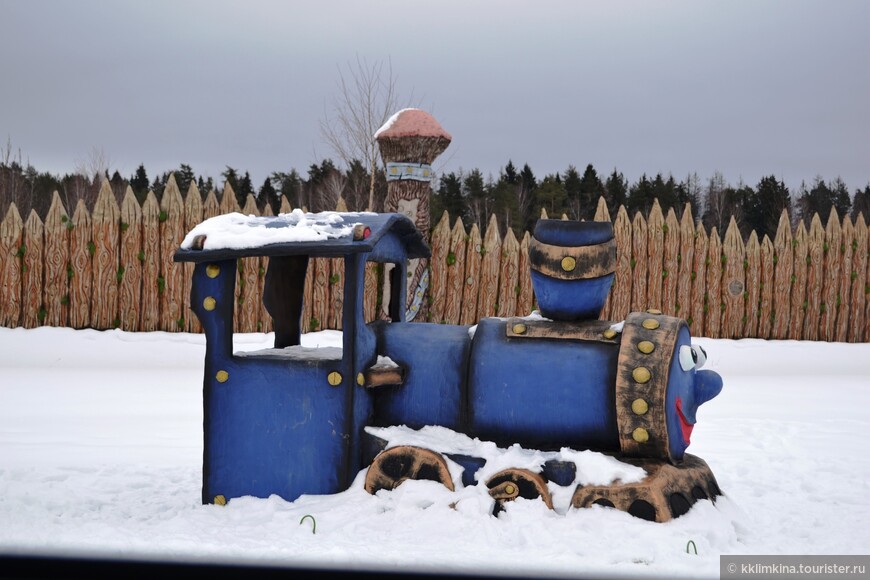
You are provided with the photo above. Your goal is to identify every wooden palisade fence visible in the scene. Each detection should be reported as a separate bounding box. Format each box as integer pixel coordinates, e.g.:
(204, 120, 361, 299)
(1, 176, 868, 342)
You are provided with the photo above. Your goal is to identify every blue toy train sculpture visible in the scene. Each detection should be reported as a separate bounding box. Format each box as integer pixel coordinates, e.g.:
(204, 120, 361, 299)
(174, 211, 724, 522)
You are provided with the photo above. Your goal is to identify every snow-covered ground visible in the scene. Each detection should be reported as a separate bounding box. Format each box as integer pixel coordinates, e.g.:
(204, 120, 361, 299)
(1, 325, 868, 579)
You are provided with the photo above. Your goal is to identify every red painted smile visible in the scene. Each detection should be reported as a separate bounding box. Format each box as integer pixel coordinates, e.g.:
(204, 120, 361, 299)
(676, 397, 694, 444)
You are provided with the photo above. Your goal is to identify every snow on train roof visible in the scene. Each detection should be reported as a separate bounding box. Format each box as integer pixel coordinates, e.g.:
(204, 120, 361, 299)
(174, 210, 430, 262)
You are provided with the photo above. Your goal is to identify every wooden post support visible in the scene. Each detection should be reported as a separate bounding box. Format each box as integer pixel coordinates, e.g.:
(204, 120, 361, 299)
(771, 210, 794, 339)
(119, 187, 143, 332)
(375, 108, 451, 321)
(43, 192, 70, 328)
(69, 200, 92, 330)
(743, 232, 760, 337)
(676, 205, 695, 326)
(91, 179, 120, 329)
(22, 210, 44, 329)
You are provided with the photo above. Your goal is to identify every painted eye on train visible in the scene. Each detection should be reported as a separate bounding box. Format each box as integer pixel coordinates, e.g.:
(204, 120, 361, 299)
(680, 343, 708, 371)
(692, 344, 707, 368)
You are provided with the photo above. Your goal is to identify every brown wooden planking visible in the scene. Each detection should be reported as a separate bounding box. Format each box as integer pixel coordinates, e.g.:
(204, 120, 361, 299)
(477, 214, 501, 319)
(850, 215, 868, 342)
(704, 228, 722, 338)
(646, 200, 664, 311)
(43, 193, 70, 328)
(302, 257, 314, 332)
(311, 257, 329, 331)
(183, 182, 204, 333)
(819, 209, 841, 341)
(721, 217, 745, 339)
(21, 211, 44, 328)
(90, 180, 120, 329)
(757, 235, 774, 339)
(363, 262, 378, 324)
(788, 222, 808, 339)
(496, 228, 519, 318)
(118, 188, 142, 332)
(428, 211, 451, 323)
(803, 215, 825, 340)
(631, 212, 648, 312)
(516, 231, 534, 317)
(139, 192, 161, 332)
(676, 205, 694, 324)
(68, 200, 92, 329)
(743, 232, 760, 337)
(836, 216, 854, 342)
(771, 210, 793, 339)
(0, 204, 23, 327)
(328, 258, 344, 331)
(661, 208, 679, 317)
(610, 206, 633, 323)
(159, 176, 185, 331)
(445, 217, 468, 325)
(258, 203, 274, 334)
(690, 222, 707, 335)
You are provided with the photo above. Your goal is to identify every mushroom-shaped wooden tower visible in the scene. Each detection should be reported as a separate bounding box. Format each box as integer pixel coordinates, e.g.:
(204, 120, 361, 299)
(375, 108, 452, 321)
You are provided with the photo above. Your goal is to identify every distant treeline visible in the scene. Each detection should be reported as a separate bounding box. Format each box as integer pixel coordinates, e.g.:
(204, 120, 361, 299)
(2, 153, 869, 242)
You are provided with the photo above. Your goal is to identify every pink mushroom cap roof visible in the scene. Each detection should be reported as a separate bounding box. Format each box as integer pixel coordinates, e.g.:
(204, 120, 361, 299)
(374, 108, 452, 141)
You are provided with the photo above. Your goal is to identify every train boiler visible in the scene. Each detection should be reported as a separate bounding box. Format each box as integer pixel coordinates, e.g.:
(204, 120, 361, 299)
(175, 210, 724, 522)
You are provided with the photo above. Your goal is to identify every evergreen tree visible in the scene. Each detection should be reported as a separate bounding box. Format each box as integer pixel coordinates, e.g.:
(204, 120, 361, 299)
(463, 169, 489, 232)
(852, 185, 870, 222)
(271, 169, 302, 210)
(258, 177, 280, 214)
(604, 169, 628, 217)
(221, 167, 239, 198)
(627, 174, 655, 216)
(237, 171, 254, 207)
(577, 164, 604, 220)
(130, 164, 149, 202)
(433, 171, 464, 225)
(175, 164, 196, 194)
(679, 172, 703, 219)
(517, 163, 537, 232)
(746, 176, 791, 240)
(536, 174, 567, 220)
(563, 165, 582, 220)
(797, 175, 850, 225)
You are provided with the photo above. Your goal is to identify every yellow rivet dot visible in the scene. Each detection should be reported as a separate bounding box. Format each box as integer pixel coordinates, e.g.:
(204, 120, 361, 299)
(513, 323, 527, 335)
(327, 371, 343, 386)
(505, 484, 516, 495)
(642, 318, 660, 330)
(214, 495, 227, 506)
(603, 329, 617, 339)
(206, 264, 220, 278)
(632, 367, 651, 384)
(203, 296, 217, 311)
(646, 308, 662, 315)
(637, 340, 655, 354)
(561, 256, 576, 272)
(216, 370, 229, 383)
(632, 428, 650, 443)
(357, 373, 365, 386)
(631, 398, 649, 415)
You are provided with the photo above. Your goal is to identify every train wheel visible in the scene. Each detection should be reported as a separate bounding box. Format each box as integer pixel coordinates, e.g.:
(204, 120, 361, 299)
(364, 445, 455, 495)
(486, 468, 554, 516)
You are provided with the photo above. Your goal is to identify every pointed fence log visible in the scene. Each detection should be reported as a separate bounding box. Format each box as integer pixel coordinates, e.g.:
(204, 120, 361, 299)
(631, 212, 648, 312)
(661, 208, 679, 316)
(721, 218, 745, 339)
(516, 232, 534, 317)
(302, 256, 314, 333)
(22, 211, 44, 328)
(803, 215, 825, 340)
(328, 257, 344, 331)
(788, 222, 808, 339)
(428, 212, 451, 323)
(91, 180, 120, 329)
(363, 263, 378, 323)
(757, 235, 775, 339)
(459, 223, 482, 325)
(609, 206, 632, 322)
(202, 189, 221, 220)
(594, 198, 613, 320)
(310, 257, 329, 331)
(444, 218, 468, 325)
(836, 216, 854, 342)
(743, 232, 760, 337)
(496, 228, 519, 318)
(238, 194, 261, 333)
(69, 200, 92, 329)
(43, 193, 70, 328)
(771, 211, 794, 339)
(183, 182, 204, 333)
(677, 205, 695, 325)
(258, 203, 274, 334)
(118, 189, 143, 331)
(690, 222, 708, 336)
(0, 204, 23, 327)
(219, 183, 241, 215)
(818, 209, 842, 341)
(159, 175, 185, 332)
(280, 196, 292, 214)
(704, 228, 722, 338)
(850, 215, 868, 342)
(646, 201, 664, 311)
(140, 192, 161, 332)
(477, 215, 501, 319)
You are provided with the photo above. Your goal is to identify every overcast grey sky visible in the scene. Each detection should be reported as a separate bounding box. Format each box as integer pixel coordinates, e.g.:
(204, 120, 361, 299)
(2, 0, 869, 194)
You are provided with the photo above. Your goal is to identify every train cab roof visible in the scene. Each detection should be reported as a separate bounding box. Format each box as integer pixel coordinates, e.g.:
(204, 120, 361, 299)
(173, 210, 430, 263)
